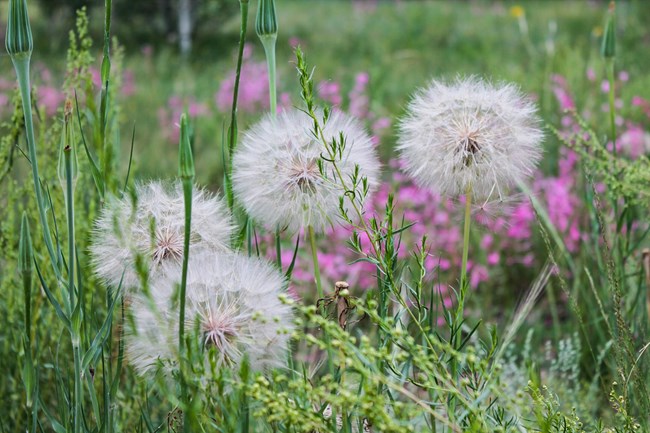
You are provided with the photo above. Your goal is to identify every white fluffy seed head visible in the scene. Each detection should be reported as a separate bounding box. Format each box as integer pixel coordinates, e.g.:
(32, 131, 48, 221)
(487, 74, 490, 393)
(233, 108, 380, 233)
(125, 252, 294, 376)
(90, 181, 234, 292)
(398, 77, 544, 200)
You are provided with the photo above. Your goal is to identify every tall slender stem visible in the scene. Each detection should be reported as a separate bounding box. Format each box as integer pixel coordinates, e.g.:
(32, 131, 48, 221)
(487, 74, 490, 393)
(225, 0, 249, 210)
(179, 179, 192, 433)
(606, 59, 617, 158)
(448, 185, 472, 421)
(65, 147, 82, 433)
(308, 225, 324, 300)
(65, 151, 76, 312)
(227, 1, 248, 155)
(179, 180, 192, 354)
(12, 57, 60, 276)
(456, 185, 473, 327)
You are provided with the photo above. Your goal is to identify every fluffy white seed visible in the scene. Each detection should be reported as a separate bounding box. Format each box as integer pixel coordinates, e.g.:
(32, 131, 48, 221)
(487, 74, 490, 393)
(90, 181, 234, 292)
(233, 108, 380, 233)
(398, 77, 543, 200)
(125, 252, 294, 376)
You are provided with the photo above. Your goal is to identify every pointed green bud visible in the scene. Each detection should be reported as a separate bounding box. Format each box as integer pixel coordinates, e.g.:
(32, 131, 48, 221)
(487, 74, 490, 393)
(178, 114, 195, 180)
(256, 0, 278, 38)
(5, 0, 33, 59)
(601, 1, 616, 59)
(57, 100, 79, 192)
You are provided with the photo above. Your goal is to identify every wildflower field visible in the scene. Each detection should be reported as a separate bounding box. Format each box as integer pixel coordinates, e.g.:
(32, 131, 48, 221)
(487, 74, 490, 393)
(2, 0, 650, 431)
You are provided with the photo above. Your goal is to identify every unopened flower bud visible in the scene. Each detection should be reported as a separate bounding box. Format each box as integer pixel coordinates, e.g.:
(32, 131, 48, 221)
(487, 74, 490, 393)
(601, 1, 616, 59)
(255, 0, 278, 39)
(5, 0, 33, 59)
(178, 114, 195, 180)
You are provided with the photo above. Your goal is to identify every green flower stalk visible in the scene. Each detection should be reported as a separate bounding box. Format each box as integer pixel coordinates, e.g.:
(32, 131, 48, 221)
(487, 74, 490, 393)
(6, 0, 60, 277)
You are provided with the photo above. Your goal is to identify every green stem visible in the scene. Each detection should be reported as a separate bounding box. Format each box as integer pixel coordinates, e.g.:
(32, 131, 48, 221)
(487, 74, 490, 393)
(455, 185, 473, 338)
(65, 148, 82, 433)
(606, 58, 617, 158)
(226, 1, 249, 207)
(308, 225, 323, 300)
(65, 151, 76, 312)
(261, 35, 277, 116)
(275, 228, 282, 269)
(72, 344, 82, 433)
(179, 180, 192, 351)
(179, 179, 193, 432)
(449, 185, 472, 420)
(229, 0, 249, 155)
(12, 56, 60, 277)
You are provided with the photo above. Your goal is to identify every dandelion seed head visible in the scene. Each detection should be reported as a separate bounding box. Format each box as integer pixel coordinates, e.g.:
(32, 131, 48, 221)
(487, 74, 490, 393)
(125, 252, 294, 376)
(233, 108, 380, 233)
(398, 77, 543, 200)
(90, 181, 234, 292)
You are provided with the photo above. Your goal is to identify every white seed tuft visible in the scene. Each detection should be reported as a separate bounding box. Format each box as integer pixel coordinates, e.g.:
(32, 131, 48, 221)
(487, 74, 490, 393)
(90, 180, 234, 293)
(125, 252, 294, 376)
(233, 108, 380, 233)
(398, 77, 544, 200)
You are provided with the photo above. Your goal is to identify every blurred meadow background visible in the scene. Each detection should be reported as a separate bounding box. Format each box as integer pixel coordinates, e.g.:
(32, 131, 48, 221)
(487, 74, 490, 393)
(2, 0, 650, 431)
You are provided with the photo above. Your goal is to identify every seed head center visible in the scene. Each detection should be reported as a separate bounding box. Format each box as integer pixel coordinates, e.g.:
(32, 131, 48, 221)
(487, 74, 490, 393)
(459, 131, 481, 167)
(288, 158, 320, 193)
(152, 228, 184, 265)
(203, 316, 237, 352)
